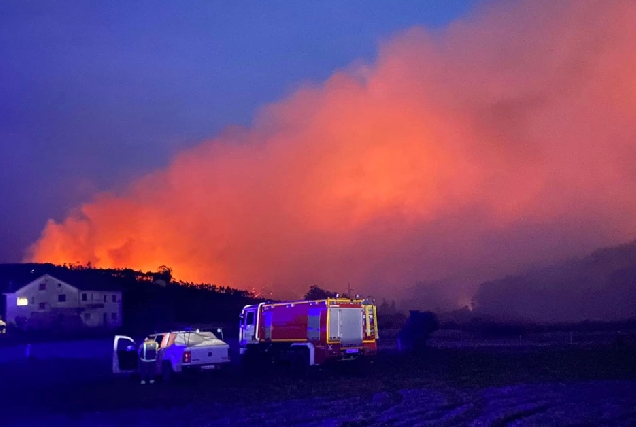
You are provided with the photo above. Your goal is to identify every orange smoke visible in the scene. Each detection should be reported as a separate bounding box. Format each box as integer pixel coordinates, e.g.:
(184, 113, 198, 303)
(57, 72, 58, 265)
(28, 0, 636, 304)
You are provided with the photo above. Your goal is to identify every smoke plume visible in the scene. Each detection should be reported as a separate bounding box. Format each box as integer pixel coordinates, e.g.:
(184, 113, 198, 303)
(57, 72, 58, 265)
(28, 0, 636, 310)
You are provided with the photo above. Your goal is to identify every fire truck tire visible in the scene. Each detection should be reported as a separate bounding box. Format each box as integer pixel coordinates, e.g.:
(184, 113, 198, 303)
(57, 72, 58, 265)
(290, 347, 310, 377)
(241, 347, 266, 373)
(352, 357, 372, 376)
(240, 354, 253, 372)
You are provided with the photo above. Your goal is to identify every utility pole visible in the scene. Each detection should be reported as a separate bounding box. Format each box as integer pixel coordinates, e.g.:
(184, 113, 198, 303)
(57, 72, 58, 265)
(347, 282, 353, 298)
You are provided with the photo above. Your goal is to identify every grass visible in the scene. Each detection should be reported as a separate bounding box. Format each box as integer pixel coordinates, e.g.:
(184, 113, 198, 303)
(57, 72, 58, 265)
(1, 343, 634, 418)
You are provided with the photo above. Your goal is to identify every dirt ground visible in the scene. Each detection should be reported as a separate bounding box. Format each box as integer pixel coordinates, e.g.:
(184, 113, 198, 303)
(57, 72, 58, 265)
(1, 343, 635, 426)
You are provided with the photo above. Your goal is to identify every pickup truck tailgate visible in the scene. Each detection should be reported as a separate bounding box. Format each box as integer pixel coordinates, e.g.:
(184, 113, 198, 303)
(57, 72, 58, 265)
(189, 344, 230, 365)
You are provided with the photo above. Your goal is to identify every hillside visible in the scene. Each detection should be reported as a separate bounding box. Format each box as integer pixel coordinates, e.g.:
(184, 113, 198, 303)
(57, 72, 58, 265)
(472, 240, 636, 322)
(0, 263, 261, 334)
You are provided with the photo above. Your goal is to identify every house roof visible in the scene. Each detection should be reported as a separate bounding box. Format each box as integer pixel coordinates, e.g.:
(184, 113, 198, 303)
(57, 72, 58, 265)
(0, 263, 123, 293)
(0, 263, 49, 293)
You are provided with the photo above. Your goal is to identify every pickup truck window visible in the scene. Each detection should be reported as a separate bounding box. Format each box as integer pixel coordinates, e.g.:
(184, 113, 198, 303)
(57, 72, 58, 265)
(174, 331, 220, 346)
(154, 334, 165, 346)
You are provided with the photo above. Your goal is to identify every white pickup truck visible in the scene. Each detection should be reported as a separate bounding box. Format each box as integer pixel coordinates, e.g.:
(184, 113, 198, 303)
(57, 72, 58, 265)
(113, 329, 231, 380)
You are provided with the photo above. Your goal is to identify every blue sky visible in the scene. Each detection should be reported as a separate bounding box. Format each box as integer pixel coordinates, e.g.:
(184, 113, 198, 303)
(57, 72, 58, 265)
(0, 0, 479, 262)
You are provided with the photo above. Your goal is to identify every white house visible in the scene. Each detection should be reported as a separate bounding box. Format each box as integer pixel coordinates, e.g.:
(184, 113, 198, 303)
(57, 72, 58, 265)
(3, 273, 123, 331)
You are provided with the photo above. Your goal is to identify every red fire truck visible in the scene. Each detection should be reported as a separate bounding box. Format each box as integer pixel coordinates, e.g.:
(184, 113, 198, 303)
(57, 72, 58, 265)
(239, 297, 378, 371)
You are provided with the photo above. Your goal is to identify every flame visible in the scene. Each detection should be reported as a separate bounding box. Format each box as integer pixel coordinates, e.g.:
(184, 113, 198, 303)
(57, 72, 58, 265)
(28, 0, 636, 304)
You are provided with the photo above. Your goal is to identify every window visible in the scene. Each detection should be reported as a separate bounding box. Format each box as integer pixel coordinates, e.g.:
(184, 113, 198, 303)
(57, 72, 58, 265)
(58, 294, 66, 302)
(112, 294, 117, 303)
(103, 312, 107, 323)
(81, 293, 87, 302)
(17, 297, 28, 306)
(112, 312, 116, 320)
(58, 283, 61, 287)
(39, 302, 45, 310)
(104, 294, 107, 303)
(39, 283, 46, 291)
(154, 334, 165, 346)
(246, 311, 255, 325)
(31, 297, 34, 304)
(84, 312, 91, 320)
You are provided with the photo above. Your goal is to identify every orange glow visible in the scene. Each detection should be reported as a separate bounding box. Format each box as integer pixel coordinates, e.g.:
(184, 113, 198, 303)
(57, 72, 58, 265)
(27, 0, 636, 306)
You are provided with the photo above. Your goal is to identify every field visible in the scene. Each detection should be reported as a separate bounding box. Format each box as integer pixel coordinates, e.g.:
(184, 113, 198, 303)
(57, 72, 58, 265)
(1, 334, 635, 426)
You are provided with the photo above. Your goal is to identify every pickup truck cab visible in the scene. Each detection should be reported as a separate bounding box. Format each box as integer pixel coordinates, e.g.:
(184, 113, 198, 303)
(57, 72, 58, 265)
(113, 329, 231, 380)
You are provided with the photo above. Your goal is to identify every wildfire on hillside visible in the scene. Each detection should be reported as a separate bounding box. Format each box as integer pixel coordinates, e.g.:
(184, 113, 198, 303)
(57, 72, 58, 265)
(28, 0, 636, 306)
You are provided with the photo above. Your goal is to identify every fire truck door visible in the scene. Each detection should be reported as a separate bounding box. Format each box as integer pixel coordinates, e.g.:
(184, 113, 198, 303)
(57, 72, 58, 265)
(241, 308, 258, 344)
(262, 310, 273, 340)
(328, 308, 364, 346)
(364, 305, 377, 339)
(340, 308, 364, 346)
(308, 308, 321, 341)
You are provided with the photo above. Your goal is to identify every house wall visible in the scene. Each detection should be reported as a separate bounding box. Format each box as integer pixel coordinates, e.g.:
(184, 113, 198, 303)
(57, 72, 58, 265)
(5, 275, 79, 326)
(4, 274, 122, 331)
(77, 290, 123, 328)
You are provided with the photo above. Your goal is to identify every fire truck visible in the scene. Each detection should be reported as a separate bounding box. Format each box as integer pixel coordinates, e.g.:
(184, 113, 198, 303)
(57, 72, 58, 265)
(239, 297, 378, 372)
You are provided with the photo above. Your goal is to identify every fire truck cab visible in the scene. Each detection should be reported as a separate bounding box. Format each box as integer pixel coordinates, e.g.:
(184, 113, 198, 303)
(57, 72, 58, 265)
(239, 297, 378, 371)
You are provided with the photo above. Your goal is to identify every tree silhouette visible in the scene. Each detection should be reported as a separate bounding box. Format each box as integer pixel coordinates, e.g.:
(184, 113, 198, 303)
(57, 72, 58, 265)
(155, 265, 173, 285)
(304, 285, 337, 300)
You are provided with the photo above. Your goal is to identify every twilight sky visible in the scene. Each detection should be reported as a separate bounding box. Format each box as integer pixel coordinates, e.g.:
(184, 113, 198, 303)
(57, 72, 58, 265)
(0, 0, 476, 264)
(2, 0, 636, 312)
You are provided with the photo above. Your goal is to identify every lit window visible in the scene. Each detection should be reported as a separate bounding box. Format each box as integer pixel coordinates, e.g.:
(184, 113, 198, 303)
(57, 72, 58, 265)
(17, 297, 28, 306)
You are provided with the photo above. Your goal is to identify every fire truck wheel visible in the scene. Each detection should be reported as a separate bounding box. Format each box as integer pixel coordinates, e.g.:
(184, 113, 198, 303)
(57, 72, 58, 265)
(241, 349, 257, 372)
(352, 357, 371, 376)
(290, 348, 309, 377)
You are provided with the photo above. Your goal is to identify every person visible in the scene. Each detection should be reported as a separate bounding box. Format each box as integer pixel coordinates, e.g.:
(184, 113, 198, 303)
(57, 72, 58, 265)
(397, 310, 439, 354)
(138, 337, 159, 384)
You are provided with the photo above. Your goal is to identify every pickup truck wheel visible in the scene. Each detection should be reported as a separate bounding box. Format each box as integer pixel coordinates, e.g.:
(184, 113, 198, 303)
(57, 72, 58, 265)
(162, 361, 174, 382)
